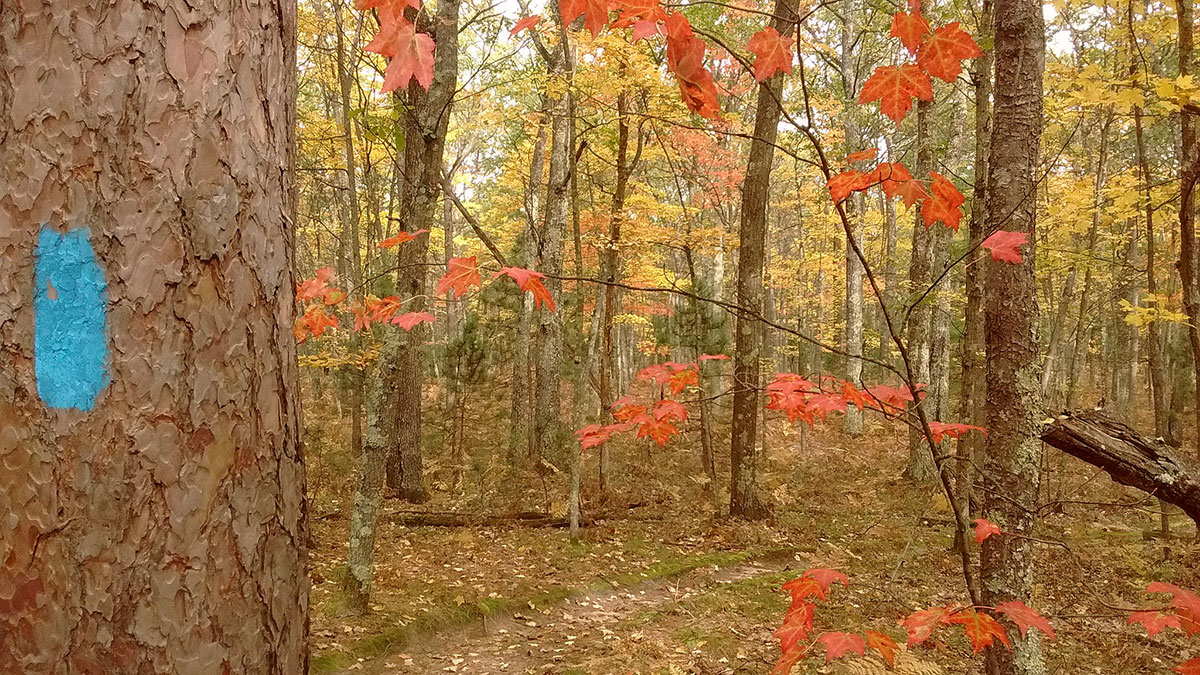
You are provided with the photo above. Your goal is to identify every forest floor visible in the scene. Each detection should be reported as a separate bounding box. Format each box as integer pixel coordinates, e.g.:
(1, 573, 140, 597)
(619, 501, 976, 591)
(303, 395, 1199, 675)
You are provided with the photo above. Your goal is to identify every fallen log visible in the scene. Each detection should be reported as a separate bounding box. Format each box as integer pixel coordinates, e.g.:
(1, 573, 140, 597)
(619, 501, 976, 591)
(1040, 410, 1200, 525)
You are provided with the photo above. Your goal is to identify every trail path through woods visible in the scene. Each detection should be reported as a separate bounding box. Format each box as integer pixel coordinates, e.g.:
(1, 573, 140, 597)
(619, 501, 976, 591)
(340, 550, 798, 674)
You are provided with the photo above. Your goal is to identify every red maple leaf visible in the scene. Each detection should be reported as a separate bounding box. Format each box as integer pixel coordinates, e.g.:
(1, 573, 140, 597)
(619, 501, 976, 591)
(636, 418, 678, 447)
(667, 365, 699, 395)
(665, 14, 721, 119)
(921, 172, 965, 230)
(890, 11, 931, 54)
(653, 399, 689, 422)
(804, 568, 850, 593)
(576, 424, 614, 450)
(899, 605, 955, 646)
(510, 15, 541, 35)
(775, 606, 813, 652)
(377, 227, 429, 248)
(296, 304, 339, 342)
(828, 170, 869, 203)
(494, 266, 556, 312)
(561, 0, 611, 37)
(1128, 610, 1183, 637)
(846, 148, 879, 163)
(611, 0, 667, 40)
(391, 311, 435, 331)
(747, 26, 794, 82)
(927, 421, 987, 444)
(365, 17, 436, 92)
(859, 63, 933, 125)
(972, 518, 1003, 545)
(612, 395, 648, 422)
(297, 266, 336, 302)
(437, 256, 482, 299)
(782, 576, 824, 602)
(916, 22, 984, 83)
(982, 231, 1029, 264)
(771, 645, 806, 675)
(864, 631, 899, 668)
(698, 353, 729, 361)
(948, 609, 1010, 654)
(1147, 582, 1200, 636)
(842, 381, 869, 411)
(993, 600, 1057, 640)
(818, 632, 865, 663)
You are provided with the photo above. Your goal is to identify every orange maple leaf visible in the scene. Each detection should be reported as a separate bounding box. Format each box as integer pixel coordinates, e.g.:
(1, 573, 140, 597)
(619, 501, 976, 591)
(865, 631, 899, 668)
(818, 632, 865, 663)
(377, 227, 428, 248)
(921, 172, 965, 230)
(366, 17, 436, 92)
(437, 256, 482, 299)
(916, 21, 983, 83)
(858, 63, 933, 125)
(891, 10, 931, 54)
(747, 26, 794, 82)
(948, 609, 1010, 654)
(510, 15, 541, 35)
(561, 0, 611, 38)
(391, 311, 435, 331)
(827, 170, 869, 203)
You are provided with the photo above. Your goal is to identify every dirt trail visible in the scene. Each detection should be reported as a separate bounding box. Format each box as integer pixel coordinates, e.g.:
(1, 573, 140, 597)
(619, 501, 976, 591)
(341, 550, 799, 674)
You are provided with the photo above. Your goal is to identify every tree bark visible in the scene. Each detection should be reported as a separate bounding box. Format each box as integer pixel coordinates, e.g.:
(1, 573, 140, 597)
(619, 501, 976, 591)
(0, 2, 307, 671)
(957, 0, 993, 538)
(1040, 411, 1200, 524)
(510, 121, 547, 466)
(980, 0, 1046, 670)
(904, 99, 936, 483)
(730, 0, 797, 520)
(1176, 0, 1200, 458)
(348, 0, 460, 611)
(840, 0, 865, 436)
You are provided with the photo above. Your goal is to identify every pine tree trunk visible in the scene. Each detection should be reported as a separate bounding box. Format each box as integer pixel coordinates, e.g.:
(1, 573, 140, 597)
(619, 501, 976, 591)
(980, 0, 1046, 670)
(0, 3, 307, 671)
(730, 0, 797, 520)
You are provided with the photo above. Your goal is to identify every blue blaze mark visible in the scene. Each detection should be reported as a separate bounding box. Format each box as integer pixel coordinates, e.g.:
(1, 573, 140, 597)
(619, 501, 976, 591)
(34, 225, 110, 411)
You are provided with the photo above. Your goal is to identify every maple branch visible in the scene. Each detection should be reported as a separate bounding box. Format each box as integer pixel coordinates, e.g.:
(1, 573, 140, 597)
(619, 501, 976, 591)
(441, 173, 509, 267)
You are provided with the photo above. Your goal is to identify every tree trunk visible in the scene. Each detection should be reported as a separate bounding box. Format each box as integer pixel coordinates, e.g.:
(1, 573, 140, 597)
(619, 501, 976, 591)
(1064, 117, 1109, 409)
(600, 89, 633, 492)
(730, 0, 797, 520)
(334, 0, 366, 466)
(840, 0, 865, 436)
(1176, 0, 1200, 458)
(533, 7, 571, 473)
(904, 100, 936, 483)
(348, 0, 460, 611)
(510, 121, 547, 466)
(956, 0, 993, 540)
(980, 0, 1046, 670)
(0, 3, 307, 671)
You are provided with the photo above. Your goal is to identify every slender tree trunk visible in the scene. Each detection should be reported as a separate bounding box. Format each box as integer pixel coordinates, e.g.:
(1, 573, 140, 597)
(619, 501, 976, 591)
(0, 2, 307, 670)
(904, 100, 936, 482)
(956, 0, 993, 541)
(1133, 81, 1169, 439)
(730, 0, 797, 520)
(840, 0, 865, 435)
(349, 0, 460, 610)
(980, 0, 1046, 670)
(1065, 118, 1109, 409)
(1039, 268, 1077, 398)
(599, 90, 633, 492)
(533, 5, 571, 481)
(334, 0, 366, 467)
(510, 122, 547, 465)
